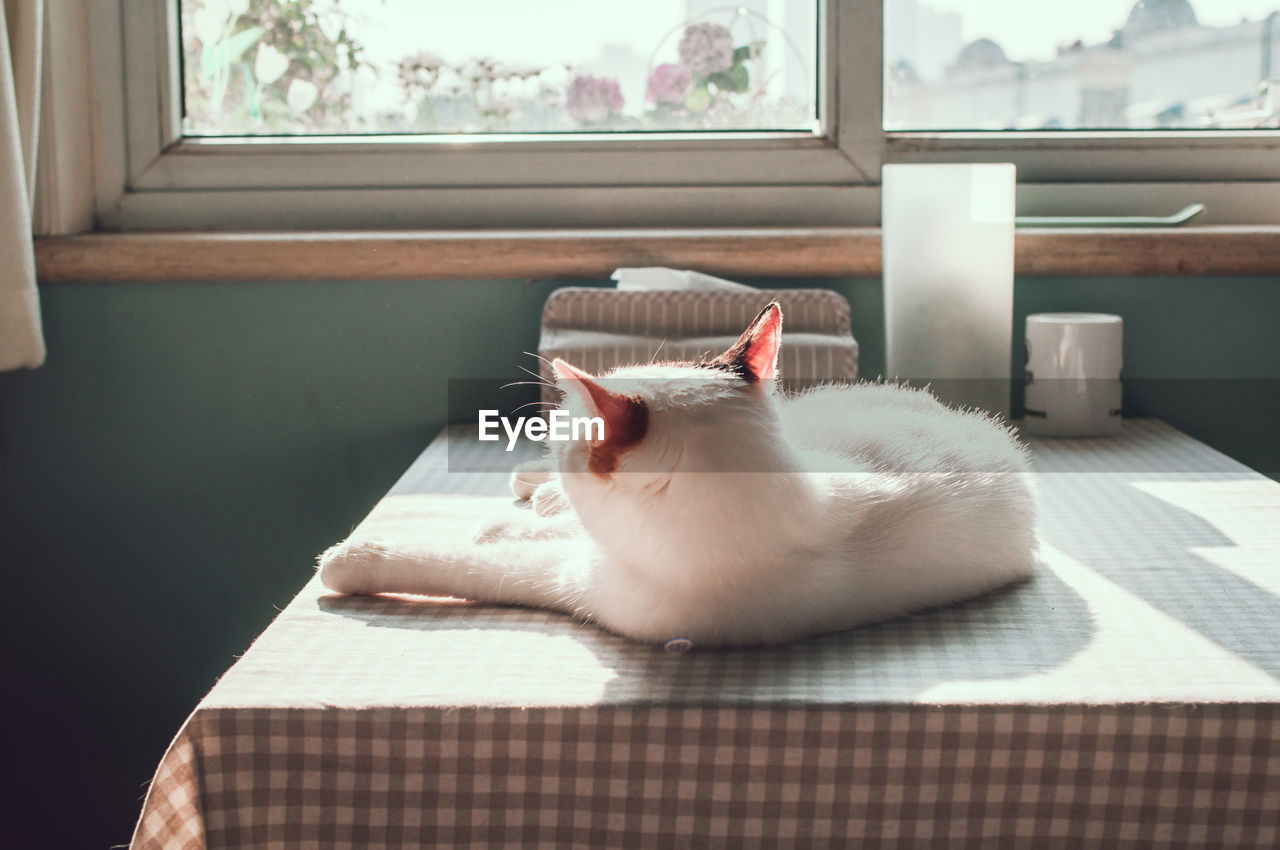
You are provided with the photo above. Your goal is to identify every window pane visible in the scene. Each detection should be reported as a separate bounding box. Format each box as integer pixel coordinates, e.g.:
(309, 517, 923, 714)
(885, 0, 1280, 130)
(179, 0, 818, 135)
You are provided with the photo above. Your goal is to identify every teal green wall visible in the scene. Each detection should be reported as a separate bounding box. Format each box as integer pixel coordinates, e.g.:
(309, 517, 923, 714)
(1, 275, 1276, 848)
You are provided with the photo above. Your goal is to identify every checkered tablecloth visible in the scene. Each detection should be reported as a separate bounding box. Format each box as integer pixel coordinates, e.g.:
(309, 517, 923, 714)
(131, 420, 1280, 849)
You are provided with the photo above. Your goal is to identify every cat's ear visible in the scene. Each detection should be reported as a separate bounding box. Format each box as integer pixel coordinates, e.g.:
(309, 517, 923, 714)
(552, 359, 648, 448)
(718, 301, 783, 384)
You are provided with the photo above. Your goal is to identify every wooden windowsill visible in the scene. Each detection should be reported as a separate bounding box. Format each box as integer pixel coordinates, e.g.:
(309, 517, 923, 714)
(33, 226, 1280, 283)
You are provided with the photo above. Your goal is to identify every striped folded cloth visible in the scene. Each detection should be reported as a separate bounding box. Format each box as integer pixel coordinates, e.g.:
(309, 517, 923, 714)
(538, 271, 859, 403)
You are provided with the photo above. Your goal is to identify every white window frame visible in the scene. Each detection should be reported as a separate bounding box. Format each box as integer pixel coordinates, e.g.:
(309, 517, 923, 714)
(88, 0, 1280, 231)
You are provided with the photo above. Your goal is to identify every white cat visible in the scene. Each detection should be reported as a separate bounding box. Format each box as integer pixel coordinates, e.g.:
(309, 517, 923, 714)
(320, 302, 1038, 647)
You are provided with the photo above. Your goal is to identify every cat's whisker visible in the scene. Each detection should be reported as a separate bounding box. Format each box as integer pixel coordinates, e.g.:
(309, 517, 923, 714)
(649, 337, 668, 365)
(516, 364, 562, 393)
(509, 399, 557, 415)
(523, 351, 558, 370)
(517, 364, 549, 381)
(500, 379, 559, 393)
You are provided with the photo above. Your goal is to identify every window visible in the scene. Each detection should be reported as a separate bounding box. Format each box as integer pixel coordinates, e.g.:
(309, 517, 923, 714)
(89, 0, 1280, 230)
(881, 0, 1280, 221)
(179, 0, 819, 135)
(885, 0, 1280, 131)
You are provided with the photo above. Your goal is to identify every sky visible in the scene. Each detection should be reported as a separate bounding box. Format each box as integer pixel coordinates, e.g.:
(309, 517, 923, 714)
(329, 1, 1280, 72)
(921, 0, 1280, 62)
(348, 0, 689, 69)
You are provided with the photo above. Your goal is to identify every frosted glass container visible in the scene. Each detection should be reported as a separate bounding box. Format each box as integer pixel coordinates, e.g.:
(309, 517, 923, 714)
(882, 163, 1016, 416)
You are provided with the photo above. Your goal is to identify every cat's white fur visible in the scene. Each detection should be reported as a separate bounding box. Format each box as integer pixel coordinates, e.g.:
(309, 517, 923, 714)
(320, 304, 1037, 647)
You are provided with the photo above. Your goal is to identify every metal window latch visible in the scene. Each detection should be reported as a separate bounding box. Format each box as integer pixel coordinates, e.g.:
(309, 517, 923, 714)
(1015, 203, 1206, 228)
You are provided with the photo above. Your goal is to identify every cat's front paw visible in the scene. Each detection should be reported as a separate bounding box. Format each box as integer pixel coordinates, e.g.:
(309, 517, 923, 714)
(510, 459, 554, 501)
(531, 479, 571, 517)
(318, 540, 385, 595)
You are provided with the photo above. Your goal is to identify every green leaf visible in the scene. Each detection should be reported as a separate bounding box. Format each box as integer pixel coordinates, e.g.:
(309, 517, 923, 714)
(201, 26, 264, 77)
(733, 41, 766, 63)
(709, 63, 749, 93)
(684, 85, 711, 113)
(243, 66, 259, 121)
(211, 72, 228, 111)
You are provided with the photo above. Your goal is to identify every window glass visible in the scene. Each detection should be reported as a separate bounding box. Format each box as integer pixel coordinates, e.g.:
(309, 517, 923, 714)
(179, 0, 819, 135)
(884, 0, 1280, 130)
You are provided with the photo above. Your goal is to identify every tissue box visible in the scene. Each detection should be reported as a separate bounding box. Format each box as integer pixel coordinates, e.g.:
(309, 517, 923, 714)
(539, 287, 858, 403)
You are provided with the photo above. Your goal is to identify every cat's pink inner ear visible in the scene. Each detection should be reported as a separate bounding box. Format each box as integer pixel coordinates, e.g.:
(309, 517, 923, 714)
(552, 359, 639, 443)
(552, 358, 602, 414)
(745, 303, 782, 382)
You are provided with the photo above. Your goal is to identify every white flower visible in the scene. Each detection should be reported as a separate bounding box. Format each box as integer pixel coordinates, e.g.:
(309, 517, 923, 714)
(287, 79, 318, 114)
(317, 7, 344, 43)
(254, 44, 288, 85)
(192, 5, 227, 46)
(228, 0, 249, 15)
(350, 65, 381, 118)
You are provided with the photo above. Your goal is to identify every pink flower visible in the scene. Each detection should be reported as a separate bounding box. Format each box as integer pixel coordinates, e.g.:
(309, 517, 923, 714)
(646, 63, 692, 105)
(566, 74, 624, 124)
(678, 22, 735, 76)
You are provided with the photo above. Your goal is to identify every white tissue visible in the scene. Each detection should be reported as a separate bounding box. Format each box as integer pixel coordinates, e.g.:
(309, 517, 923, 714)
(611, 267, 756, 292)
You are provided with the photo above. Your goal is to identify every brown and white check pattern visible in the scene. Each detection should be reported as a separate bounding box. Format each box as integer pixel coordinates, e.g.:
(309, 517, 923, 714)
(132, 421, 1280, 849)
(136, 705, 1279, 849)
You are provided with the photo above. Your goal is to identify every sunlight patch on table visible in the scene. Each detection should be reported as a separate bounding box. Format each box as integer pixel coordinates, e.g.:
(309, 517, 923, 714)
(1132, 479, 1280, 598)
(918, 543, 1280, 704)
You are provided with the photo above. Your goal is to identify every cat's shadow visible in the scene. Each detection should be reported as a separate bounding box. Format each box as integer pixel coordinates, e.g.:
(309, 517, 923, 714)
(591, 568, 1092, 705)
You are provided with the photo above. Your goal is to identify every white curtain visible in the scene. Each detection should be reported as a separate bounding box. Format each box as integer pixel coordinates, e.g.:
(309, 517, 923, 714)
(0, 0, 44, 371)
